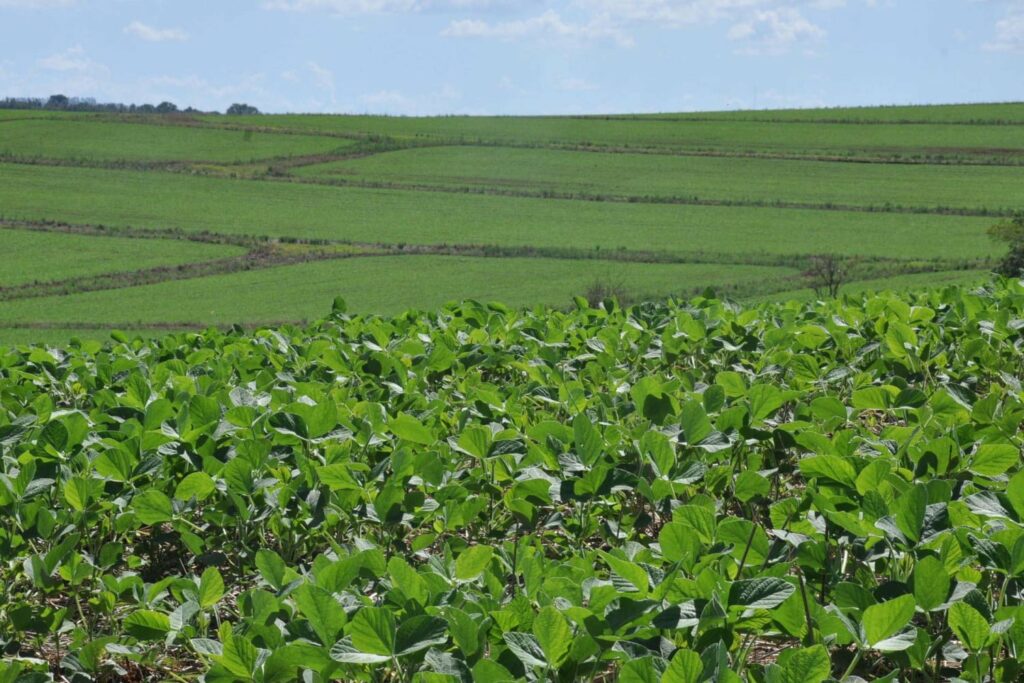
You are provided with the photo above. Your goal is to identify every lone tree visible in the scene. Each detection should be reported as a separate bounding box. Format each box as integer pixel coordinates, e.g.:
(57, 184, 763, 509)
(155, 101, 179, 114)
(988, 212, 1024, 278)
(45, 94, 69, 110)
(226, 103, 260, 116)
(803, 254, 848, 298)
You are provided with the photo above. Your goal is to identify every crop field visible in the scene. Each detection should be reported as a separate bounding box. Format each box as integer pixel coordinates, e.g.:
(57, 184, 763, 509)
(206, 112, 1024, 162)
(294, 146, 1024, 212)
(0, 102, 1018, 342)
(4, 280, 1024, 682)
(0, 229, 242, 287)
(0, 118, 352, 164)
(2, 101, 1024, 683)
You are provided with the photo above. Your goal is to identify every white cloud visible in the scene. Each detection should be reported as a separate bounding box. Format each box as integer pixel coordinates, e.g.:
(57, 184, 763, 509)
(442, 10, 633, 46)
(0, 0, 75, 7)
(357, 83, 461, 114)
(558, 77, 599, 91)
(37, 46, 107, 74)
(143, 73, 268, 100)
(985, 11, 1024, 51)
(727, 7, 824, 54)
(574, 0, 771, 27)
(124, 21, 189, 42)
(263, 0, 510, 12)
(360, 89, 413, 107)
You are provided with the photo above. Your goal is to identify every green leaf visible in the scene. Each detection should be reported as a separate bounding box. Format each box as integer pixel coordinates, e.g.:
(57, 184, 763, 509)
(659, 523, 699, 564)
(894, 485, 927, 544)
(316, 464, 361, 491)
(131, 490, 173, 525)
(124, 610, 171, 641)
(255, 549, 288, 591)
(175, 472, 216, 501)
(863, 595, 915, 647)
(727, 577, 795, 610)
(294, 583, 346, 647)
(444, 607, 480, 657)
(394, 615, 448, 656)
(349, 607, 396, 656)
(197, 567, 225, 609)
(734, 471, 770, 502)
(390, 412, 434, 445)
(600, 551, 650, 594)
(329, 638, 391, 664)
(662, 649, 702, 683)
(798, 455, 856, 488)
(503, 632, 547, 668)
(620, 656, 662, 683)
(948, 602, 990, 652)
(911, 555, 949, 612)
(810, 396, 847, 423)
(455, 545, 493, 581)
(263, 643, 330, 683)
(1007, 470, 1024, 519)
(970, 444, 1019, 477)
(533, 606, 573, 668)
(749, 384, 787, 421)
(456, 424, 493, 459)
(215, 634, 260, 679)
(772, 645, 830, 683)
(388, 557, 428, 606)
(680, 400, 711, 444)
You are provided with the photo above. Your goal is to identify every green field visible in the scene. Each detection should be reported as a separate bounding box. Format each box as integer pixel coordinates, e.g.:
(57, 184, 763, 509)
(0, 118, 351, 163)
(209, 110, 1024, 161)
(0, 163, 999, 259)
(645, 101, 1024, 123)
(0, 228, 242, 286)
(296, 145, 1024, 211)
(0, 103, 1019, 341)
(0, 256, 794, 325)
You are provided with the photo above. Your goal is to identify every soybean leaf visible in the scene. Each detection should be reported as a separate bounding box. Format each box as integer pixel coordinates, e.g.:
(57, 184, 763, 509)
(455, 545, 493, 581)
(394, 616, 448, 656)
(349, 607, 396, 656)
(728, 578, 795, 610)
(533, 606, 573, 668)
(863, 596, 915, 647)
(132, 490, 173, 525)
(948, 602, 990, 652)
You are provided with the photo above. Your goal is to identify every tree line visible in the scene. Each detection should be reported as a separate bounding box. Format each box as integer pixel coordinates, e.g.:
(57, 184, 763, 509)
(0, 95, 259, 116)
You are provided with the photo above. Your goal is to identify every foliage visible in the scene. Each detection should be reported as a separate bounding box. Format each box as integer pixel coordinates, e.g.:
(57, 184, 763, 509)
(226, 103, 261, 116)
(2, 281, 1024, 681)
(988, 213, 1024, 278)
(802, 254, 851, 298)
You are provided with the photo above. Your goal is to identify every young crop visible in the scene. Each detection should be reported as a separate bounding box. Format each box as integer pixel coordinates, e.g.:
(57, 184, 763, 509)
(1, 281, 1024, 681)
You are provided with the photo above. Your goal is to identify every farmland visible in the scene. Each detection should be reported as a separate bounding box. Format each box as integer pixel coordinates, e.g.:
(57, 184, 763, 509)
(0, 101, 1023, 682)
(3, 102, 1023, 341)
(4, 280, 1024, 682)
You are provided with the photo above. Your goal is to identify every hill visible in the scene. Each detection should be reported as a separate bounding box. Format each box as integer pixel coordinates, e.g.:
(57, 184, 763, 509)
(1, 103, 1021, 342)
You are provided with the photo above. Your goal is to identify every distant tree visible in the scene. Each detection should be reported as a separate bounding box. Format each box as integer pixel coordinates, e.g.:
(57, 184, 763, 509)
(803, 254, 848, 298)
(45, 94, 69, 110)
(226, 103, 260, 116)
(988, 212, 1024, 278)
(155, 101, 179, 114)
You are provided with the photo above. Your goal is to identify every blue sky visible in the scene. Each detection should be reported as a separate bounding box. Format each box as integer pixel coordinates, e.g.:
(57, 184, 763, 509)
(0, 0, 1021, 114)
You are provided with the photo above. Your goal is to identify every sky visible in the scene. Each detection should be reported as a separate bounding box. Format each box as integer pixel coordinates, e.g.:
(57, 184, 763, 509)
(0, 0, 1021, 115)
